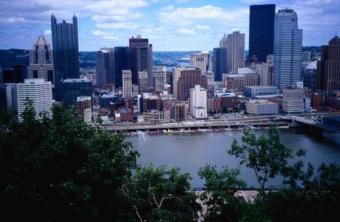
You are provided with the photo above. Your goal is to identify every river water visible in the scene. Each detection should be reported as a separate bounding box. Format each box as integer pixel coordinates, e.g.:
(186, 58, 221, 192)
(127, 129, 340, 188)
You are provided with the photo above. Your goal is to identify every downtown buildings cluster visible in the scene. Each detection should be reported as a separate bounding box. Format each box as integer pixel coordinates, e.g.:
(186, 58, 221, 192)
(0, 4, 340, 124)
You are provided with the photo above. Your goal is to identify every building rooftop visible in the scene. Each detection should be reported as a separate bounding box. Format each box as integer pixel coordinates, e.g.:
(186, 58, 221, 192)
(63, 78, 92, 83)
(248, 99, 275, 105)
(77, 96, 91, 102)
(238, 67, 257, 74)
(23, 78, 47, 84)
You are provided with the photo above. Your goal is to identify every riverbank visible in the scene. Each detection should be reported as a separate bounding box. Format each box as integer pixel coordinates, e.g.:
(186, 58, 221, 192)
(124, 125, 290, 136)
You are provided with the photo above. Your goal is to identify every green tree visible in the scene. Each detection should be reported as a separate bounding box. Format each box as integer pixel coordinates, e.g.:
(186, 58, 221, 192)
(228, 127, 305, 193)
(127, 165, 201, 222)
(198, 165, 246, 222)
(0, 104, 138, 221)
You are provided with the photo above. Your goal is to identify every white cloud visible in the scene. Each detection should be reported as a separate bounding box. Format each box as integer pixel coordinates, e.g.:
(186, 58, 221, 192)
(159, 5, 249, 26)
(91, 30, 118, 41)
(178, 28, 195, 35)
(44, 30, 51, 35)
(96, 22, 139, 30)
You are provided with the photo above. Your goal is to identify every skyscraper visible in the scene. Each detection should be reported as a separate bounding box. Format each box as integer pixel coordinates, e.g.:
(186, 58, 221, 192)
(213, 47, 227, 81)
(190, 52, 210, 74)
(129, 35, 153, 86)
(248, 4, 275, 62)
(114, 47, 130, 88)
(51, 14, 79, 99)
(138, 71, 148, 94)
(96, 48, 114, 88)
(122, 70, 132, 98)
(227, 31, 245, 73)
(219, 34, 228, 48)
(273, 9, 303, 89)
(173, 68, 202, 101)
(28, 35, 54, 83)
(317, 36, 340, 95)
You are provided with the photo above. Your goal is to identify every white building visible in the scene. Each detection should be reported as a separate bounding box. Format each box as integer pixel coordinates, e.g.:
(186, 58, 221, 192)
(122, 70, 132, 98)
(190, 85, 207, 119)
(282, 88, 305, 113)
(227, 31, 245, 73)
(190, 52, 210, 73)
(27, 36, 54, 83)
(273, 9, 303, 89)
(246, 99, 278, 115)
(17, 78, 53, 120)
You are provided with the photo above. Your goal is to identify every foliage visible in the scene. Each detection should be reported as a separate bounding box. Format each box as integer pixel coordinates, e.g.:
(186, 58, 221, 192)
(0, 104, 139, 221)
(127, 165, 201, 222)
(198, 165, 246, 222)
(228, 127, 305, 193)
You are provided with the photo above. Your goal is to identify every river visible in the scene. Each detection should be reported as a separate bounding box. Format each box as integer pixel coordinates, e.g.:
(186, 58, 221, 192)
(127, 129, 340, 188)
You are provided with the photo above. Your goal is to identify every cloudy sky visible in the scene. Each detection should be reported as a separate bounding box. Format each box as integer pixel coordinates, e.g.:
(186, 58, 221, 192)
(0, 0, 339, 51)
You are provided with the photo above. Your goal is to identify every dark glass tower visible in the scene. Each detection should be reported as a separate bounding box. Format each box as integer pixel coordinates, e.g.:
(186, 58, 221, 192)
(129, 35, 153, 86)
(114, 47, 130, 88)
(248, 4, 275, 62)
(51, 14, 80, 100)
(213, 48, 227, 81)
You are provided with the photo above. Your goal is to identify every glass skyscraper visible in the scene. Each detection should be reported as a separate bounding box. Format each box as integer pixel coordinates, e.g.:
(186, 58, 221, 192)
(273, 9, 303, 89)
(114, 47, 130, 88)
(51, 14, 80, 100)
(248, 4, 275, 62)
(213, 48, 227, 81)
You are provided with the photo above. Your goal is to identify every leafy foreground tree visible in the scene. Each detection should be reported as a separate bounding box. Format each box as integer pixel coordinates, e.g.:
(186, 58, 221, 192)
(126, 166, 201, 222)
(0, 103, 140, 221)
(200, 127, 340, 222)
(0, 104, 200, 221)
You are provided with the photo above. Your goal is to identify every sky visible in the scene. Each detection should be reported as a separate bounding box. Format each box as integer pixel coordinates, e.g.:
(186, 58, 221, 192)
(0, 0, 339, 51)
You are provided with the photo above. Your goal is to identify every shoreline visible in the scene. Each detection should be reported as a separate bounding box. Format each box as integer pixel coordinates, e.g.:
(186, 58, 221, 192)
(123, 125, 291, 137)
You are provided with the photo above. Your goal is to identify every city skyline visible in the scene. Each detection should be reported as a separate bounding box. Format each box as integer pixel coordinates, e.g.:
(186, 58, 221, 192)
(0, 0, 339, 51)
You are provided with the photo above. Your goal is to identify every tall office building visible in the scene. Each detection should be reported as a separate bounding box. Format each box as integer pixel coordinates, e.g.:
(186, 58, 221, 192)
(16, 78, 53, 120)
(173, 68, 202, 101)
(227, 31, 245, 73)
(114, 47, 130, 88)
(28, 35, 54, 83)
(51, 14, 80, 100)
(153, 67, 166, 92)
(273, 9, 303, 89)
(219, 34, 228, 48)
(190, 52, 210, 73)
(213, 48, 227, 81)
(122, 70, 133, 98)
(129, 35, 153, 86)
(96, 48, 114, 88)
(138, 71, 148, 93)
(248, 4, 275, 62)
(317, 36, 340, 95)
(190, 85, 208, 119)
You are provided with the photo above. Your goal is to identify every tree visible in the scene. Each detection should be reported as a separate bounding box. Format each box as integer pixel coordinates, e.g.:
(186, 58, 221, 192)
(228, 127, 305, 193)
(0, 104, 139, 221)
(198, 165, 246, 222)
(127, 165, 201, 222)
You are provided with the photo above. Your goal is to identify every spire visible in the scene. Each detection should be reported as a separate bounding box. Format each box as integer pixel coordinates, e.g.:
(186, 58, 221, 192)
(36, 35, 47, 46)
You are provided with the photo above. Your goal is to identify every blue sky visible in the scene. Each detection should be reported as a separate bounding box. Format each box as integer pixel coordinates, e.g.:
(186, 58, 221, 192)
(0, 0, 339, 51)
